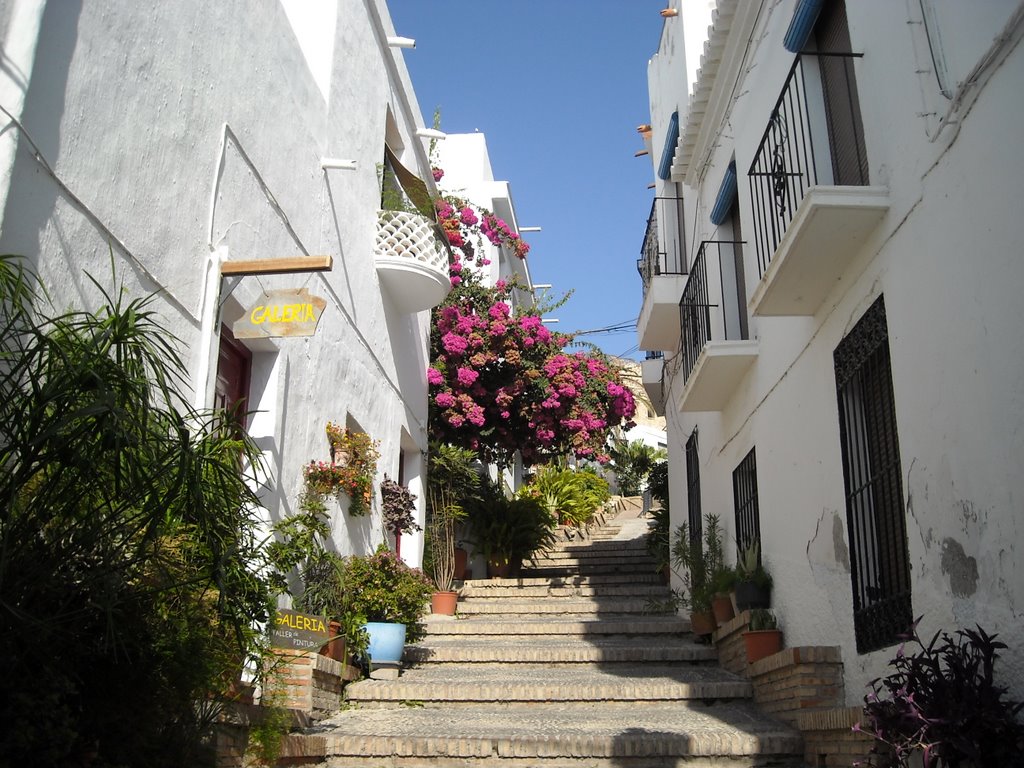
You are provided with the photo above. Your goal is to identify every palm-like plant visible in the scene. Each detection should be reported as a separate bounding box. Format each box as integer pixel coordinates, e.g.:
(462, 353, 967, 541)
(609, 438, 667, 496)
(0, 255, 274, 766)
(426, 444, 478, 591)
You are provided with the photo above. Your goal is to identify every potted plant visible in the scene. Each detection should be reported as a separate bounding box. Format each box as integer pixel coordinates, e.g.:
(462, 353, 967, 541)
(302, 422, 380, 517)
(468, 483, 556, 578)
(341, 546, 433, 670)
(742, 608, 783, 663)
(711, 565, 738, 625)
(425, 445, 477, 614)
(671, 513, 725, 638)
(735, 540, 773, 611)
(380, 475, 421, 561)
(293, 549, 364, 663)
(859, 618, 1024, 767)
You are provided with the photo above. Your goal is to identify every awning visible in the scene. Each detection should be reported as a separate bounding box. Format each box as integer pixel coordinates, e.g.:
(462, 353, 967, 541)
(709, 160, 737, 226)
(783, 0, 825, 53)
(657, 111, 679, 181)
(383, 144, 436, 220)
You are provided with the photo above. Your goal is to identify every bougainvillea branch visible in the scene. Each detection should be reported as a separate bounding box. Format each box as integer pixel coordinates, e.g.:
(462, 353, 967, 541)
(428, 269, 635, 467)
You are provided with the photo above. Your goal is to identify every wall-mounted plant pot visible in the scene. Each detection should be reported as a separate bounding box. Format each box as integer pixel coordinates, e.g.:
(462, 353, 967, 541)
(364, 621, 406, 667)
(743, 629, 783, 664)
(430, 591, 458, 615)
(331, 447, 353, 467)
(689, 610, 717, 637)
(735, 580, 771, 611)
(711, 593, 736, 625)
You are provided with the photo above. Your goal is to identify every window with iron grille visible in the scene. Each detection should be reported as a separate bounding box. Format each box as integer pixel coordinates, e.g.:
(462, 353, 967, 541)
(732, 448, 760, 557)
(685, 430, 702, 543)
(834, 295, 912, 654)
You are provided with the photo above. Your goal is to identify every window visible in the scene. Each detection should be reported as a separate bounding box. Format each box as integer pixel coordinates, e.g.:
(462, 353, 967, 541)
(834, 295, 912, 653)
(814, 0, 869, 186)
(732, 448, 761, 557)
(685, 430, 702, 543)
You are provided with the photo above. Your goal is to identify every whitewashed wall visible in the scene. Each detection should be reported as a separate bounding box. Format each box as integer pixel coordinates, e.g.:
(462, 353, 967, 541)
(648, 0, 1024, 702)
(0, 0, 439, 566)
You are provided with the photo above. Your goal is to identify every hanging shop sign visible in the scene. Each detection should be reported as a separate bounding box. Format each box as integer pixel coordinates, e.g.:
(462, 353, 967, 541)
(270, 609, 330, 651)
(233, 288, 326, 339)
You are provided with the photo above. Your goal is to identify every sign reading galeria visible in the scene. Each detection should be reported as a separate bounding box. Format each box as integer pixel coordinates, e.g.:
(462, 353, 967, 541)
(270, 609, 330, 651)
(233, 288, 326, 339)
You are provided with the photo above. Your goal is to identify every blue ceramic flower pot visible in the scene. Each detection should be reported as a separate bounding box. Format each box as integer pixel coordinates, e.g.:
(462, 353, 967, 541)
(364, 622, 406, 666)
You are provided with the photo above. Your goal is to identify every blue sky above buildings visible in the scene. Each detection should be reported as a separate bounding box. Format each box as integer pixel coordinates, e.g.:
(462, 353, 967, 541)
(390, 1, 670, 359)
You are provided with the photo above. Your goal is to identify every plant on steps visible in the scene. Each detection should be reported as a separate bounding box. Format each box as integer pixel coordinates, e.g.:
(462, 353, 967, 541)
(425, 444, 478, 592)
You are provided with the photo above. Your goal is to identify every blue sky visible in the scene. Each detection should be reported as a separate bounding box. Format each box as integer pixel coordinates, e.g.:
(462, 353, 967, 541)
(389, 1, 670, 359)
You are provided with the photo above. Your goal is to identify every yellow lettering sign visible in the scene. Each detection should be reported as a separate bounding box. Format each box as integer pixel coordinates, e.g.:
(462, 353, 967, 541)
(250, 303, 315, 325)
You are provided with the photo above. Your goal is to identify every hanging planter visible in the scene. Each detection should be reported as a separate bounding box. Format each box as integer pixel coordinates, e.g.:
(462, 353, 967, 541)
(302, 423, 380, 516)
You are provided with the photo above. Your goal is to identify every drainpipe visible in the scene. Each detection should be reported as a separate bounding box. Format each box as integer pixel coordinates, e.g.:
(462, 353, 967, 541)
(193, 246, 227, 409)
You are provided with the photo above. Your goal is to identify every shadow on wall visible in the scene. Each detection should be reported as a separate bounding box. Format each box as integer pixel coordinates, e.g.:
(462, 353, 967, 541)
(1, 2, 81, 280)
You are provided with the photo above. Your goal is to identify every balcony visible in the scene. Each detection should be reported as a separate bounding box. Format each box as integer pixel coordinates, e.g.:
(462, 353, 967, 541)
(678, 241, 758, 412)
(375, 210, 452, 314)
(641, 352, 666, 417)
(747, 52, 889, 317)
(636, 197, 687, 351)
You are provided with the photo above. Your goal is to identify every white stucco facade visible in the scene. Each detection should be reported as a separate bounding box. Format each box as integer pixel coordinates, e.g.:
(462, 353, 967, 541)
(0, 0, 446, 566)
(640, 0, 1024, 704)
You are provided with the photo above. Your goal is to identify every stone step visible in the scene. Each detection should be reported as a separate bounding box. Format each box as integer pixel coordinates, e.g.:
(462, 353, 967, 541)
(521, 563, 662, 578)
(405, 635, 717, 664)
(345, 663, 752, 705)
(530, 553, 659, 568)
(545, 537, 649, 553)
(455, 597, 665, 616)
(458, 583, 671, 600)
(462, 573, 663, 590)
(294, 702, 803, 767)
(421, 615, 690, 637)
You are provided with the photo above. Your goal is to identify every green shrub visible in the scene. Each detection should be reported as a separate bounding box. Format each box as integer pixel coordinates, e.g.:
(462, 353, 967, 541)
(529, 466, 610, 527)
(342, 546, 433, 643)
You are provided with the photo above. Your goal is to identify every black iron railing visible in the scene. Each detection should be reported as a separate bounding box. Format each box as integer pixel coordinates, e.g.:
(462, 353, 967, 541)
(678, 241, 747, 384)
(747, 52, 867, 278)
(644, 350, 665, 361)
(637, 196, 686, 293)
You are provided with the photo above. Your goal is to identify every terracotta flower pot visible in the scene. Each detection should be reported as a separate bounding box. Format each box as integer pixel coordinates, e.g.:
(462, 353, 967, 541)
(743, 629, 783, 664)
(430, 590, 458, 615)
(689, 609, 717, 637)
(711, 593, 735, 625)
(319, 620, 348, 663)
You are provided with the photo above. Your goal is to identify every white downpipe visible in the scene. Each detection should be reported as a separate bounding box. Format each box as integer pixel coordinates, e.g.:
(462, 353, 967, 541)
(193, 246, 227, 409)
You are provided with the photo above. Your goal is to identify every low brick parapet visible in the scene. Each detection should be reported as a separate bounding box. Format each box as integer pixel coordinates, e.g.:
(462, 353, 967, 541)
(798, 705, 876, 767)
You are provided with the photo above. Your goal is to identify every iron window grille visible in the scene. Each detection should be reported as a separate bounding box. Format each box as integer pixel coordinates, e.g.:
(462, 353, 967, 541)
(733, 448, 761, 557)
(834, 295, 912, 654)
(685, 429, 702, 543)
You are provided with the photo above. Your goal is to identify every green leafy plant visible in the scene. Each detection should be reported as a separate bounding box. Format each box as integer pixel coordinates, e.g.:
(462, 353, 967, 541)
(736, 539, 773, 591)
(857, 619, 1024, 767)
(527, 465, 610, 527)
(342, 545, 433, 643)
(609, 438, 666, 496)
(670, 514, 725, 614)
(467, 480, 557, 575)
(426, 444, 478, 591)
(0, 255, 275, 766)
(747, 608, 778, 631)
(301, 422, 380, 516)
(646, 505, 672, 574)
(647, 460, 669, 509)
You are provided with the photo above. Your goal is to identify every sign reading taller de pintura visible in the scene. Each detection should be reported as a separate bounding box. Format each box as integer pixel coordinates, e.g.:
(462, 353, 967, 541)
(270, 609, 330, 651)
(233, 288, 326, 339)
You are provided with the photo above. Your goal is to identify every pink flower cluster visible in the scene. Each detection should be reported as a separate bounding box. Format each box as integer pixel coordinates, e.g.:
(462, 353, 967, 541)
(434, 194, 528, 286)
(428, 272, 635, 466)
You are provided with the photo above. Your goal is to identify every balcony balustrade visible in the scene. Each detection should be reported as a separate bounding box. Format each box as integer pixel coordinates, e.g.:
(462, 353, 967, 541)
(678, 241, 757, 412)
(747, 52, 889, 317)
(374, 210, 452, 314)
(636, 197, 687, 351)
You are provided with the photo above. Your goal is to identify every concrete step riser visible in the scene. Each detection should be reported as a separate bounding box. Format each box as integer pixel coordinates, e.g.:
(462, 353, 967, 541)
(459, 586, 671, 599)
(463, 574, 663, 588)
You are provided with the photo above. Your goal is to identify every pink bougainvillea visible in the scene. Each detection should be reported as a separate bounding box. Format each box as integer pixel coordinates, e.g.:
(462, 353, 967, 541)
(428, 270, 635, 466)
(434, 191, 530, 286)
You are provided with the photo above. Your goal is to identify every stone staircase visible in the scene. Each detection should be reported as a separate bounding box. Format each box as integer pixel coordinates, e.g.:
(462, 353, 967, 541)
(301, 504, 804, 767)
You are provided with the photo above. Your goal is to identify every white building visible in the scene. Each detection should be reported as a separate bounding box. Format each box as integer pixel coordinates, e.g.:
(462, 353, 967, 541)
(0, 0, 452, 567)
(639, 0, 1024, 705)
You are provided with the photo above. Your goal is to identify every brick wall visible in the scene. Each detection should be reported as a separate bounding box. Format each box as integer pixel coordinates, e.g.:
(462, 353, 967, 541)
(711, 612, 878, 766)
(798, 706, 877, 767)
